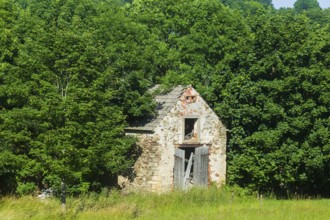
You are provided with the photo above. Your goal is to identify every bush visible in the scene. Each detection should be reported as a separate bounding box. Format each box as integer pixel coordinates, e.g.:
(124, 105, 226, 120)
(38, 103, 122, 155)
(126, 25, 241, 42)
(16, 182, 36, 196)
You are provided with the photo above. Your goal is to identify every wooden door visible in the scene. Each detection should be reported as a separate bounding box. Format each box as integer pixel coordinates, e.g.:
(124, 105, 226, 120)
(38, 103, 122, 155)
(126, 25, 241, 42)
(193, 146, 209, 186)
(174, 148, 185, 189)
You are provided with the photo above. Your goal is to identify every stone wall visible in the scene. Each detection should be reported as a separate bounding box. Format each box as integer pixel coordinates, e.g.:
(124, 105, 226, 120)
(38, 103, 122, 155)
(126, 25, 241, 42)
(121, 87, 227, 192)
(118, 133, 164, 193)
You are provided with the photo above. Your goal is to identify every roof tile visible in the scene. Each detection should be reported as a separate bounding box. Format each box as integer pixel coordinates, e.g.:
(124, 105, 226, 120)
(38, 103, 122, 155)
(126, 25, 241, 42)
(125, 85, 185, 132)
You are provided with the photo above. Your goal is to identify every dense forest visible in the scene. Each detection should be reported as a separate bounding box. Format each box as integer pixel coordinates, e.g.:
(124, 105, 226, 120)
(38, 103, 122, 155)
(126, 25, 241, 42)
(0, 0, 329, 197)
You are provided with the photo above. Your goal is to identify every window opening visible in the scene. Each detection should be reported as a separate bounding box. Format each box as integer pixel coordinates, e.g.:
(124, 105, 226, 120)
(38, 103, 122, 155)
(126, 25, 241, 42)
(184, 118, 199, 142)
(185, 95, 196, 103)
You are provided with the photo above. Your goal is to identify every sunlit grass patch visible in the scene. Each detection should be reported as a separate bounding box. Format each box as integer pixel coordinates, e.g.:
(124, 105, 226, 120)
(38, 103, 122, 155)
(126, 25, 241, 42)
(1, 187, 330, 219)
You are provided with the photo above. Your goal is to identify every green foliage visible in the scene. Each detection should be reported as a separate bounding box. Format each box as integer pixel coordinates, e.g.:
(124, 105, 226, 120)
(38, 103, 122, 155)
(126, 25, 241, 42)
(127, 0, 330, 196)
(221, 0, 273, 12)
(292, 0, 327, 26)
(217, 9, 330, 195)
(0, 0, 329, 197)
(16, 182, 36, 196)
(130, 0, 253, 94)
(0, 0, 153, 195)
(294, 0, 321, 13)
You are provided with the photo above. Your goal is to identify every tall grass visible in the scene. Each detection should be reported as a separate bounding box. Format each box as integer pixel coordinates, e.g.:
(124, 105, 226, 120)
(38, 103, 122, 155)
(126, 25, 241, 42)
(1, 186, 330, 219)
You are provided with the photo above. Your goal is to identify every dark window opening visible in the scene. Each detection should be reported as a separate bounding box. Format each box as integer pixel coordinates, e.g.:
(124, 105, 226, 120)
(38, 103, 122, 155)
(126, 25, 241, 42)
(185, 96, 196, 103)
(184, 118, 199, 142)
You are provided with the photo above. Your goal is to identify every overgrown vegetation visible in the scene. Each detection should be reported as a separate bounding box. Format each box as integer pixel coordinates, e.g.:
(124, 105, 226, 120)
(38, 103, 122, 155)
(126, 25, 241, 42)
(1, 187, 330, 219)
(0, 0, 330, 196)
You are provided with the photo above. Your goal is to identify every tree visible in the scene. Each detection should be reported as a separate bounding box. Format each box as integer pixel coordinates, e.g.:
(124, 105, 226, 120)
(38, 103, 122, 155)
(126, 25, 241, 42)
(221, 0, 273, 10)
(217, 9, 330, 196)
(130, 0, 253, 99)
(1, 0, 330, 197)
(0, 0, 153, 195)
(294, 0, 321, 13)
(0, 0, 24, 195)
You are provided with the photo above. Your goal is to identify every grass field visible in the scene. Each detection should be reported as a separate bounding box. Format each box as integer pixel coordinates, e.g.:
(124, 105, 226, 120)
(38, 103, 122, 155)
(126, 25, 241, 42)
(1, 187, 329, 220)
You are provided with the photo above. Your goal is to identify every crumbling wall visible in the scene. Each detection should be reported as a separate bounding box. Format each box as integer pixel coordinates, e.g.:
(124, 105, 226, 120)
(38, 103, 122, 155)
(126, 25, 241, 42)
(121, 86, 227, 193)
(118, 133, 163, 193)
(176, 87, 227, 186)
(208, 121, 227, 186)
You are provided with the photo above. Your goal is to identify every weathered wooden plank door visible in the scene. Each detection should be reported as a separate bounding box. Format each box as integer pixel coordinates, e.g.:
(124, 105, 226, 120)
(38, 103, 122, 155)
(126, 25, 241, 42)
(174, 148, 185, 189)
(193, 146, 209, 187)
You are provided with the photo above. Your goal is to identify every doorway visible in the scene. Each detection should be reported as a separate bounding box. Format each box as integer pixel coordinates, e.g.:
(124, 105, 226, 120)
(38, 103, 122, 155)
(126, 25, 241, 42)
(173, 146, 209, 189)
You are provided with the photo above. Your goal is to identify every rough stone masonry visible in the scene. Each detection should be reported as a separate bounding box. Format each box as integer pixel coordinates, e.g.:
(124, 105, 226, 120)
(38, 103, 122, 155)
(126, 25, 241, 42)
(120, 85, 227, 193)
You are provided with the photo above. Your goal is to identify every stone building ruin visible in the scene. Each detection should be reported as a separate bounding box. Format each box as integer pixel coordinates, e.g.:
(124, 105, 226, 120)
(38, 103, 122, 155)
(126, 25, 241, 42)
(121, 85, 227, 193)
